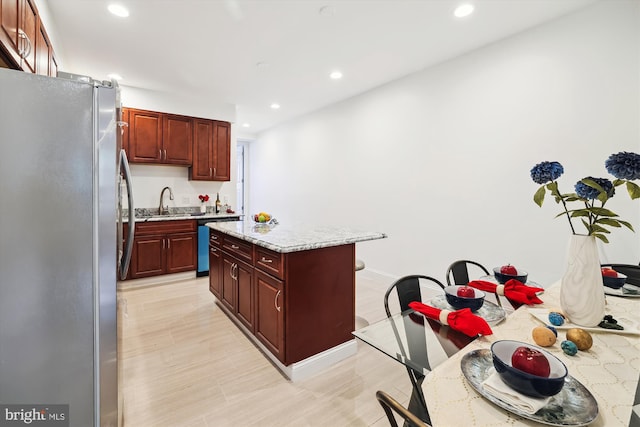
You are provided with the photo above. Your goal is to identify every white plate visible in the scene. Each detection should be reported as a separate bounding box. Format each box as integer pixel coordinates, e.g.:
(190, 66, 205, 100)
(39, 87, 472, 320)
(604, 283, 640, 298)
(528, 308, 640, 335)
(430, 294, 506, 325)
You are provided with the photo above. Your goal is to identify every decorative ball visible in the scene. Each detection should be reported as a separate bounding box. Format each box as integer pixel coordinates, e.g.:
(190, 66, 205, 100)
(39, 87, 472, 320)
(561, 340, 578, 356)
(566, 328, 593, 351)
(548, 312, 565, 326)
(546, 325, 558, 337)
(532, 326, 557, 347)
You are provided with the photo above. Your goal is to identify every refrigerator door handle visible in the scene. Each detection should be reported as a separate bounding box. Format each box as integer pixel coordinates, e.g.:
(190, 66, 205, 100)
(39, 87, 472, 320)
(119, 149, 135, 280)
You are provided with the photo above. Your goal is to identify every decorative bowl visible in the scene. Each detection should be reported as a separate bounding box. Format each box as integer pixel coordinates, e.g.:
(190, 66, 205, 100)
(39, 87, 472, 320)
(602, 272, 627, 289)
(493, 267, 528, 284)
(444, 286, 485, 312)
(491, 340, 567, 398)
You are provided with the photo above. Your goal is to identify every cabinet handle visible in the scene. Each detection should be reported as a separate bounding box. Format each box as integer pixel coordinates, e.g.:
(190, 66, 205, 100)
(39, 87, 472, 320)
(260, 257, 273, 264)
(209, 167, 212, 177)
(159, 149, 162, 159)
(210, 247, 217, 253)
(231, 244, 240, 250)
(162, 239, 165, 249)
(167, 238, 170, 249)
(163, 149, 167, 160)
(275, 290, 281, 312)
(211, 235, 218, 241)
(229, 262, 234, 279)
(213, 167, 216, 177)
(18, 30, 31, 59)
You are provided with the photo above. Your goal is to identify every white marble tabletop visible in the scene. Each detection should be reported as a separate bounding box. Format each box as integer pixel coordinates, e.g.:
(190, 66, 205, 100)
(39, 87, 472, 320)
(206, 220, 387, 253)
(423, 281, 640, 426)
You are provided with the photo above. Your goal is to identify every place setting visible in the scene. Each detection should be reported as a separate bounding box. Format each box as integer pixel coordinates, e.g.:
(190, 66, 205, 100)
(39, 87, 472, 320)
(460, 340, 599, 426)
(601, 266, 640, 298)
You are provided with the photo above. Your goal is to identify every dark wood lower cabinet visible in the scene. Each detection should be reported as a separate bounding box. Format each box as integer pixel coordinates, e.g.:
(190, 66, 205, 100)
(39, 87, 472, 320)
(208, 228, 355, 366)
(255, 270, 284, 358)
(128, 220, 196, 279)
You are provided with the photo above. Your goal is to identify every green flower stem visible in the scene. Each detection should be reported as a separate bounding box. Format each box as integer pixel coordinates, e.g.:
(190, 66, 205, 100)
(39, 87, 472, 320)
(560, 195, 576, 234)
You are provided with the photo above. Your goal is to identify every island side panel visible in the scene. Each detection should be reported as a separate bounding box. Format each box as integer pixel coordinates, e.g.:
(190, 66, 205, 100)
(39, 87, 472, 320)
(284, 243, 356, 364)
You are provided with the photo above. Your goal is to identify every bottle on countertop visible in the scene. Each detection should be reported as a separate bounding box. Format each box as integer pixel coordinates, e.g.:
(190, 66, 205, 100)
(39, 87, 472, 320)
(215, 193, 221, 214)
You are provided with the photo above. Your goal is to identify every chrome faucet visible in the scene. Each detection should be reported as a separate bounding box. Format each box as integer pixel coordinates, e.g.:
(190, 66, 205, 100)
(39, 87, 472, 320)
(159, 186, 174, 215)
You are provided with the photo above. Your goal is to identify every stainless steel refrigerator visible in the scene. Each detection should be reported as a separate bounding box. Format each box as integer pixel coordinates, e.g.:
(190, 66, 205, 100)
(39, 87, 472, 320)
(0, 67, 135, 427)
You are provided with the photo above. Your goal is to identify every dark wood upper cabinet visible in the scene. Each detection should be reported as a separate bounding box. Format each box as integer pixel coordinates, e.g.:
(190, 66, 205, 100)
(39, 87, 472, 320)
(34, 18, 48, 75)
(163, 114, 192, 165)
(126, 108, 193, 165)
(0, 0, 20, 67)
(20, 0, 35, 73)
(190, 119, 230, 181)
(128, 109, 163, 163)
(0, 0, 57, 76)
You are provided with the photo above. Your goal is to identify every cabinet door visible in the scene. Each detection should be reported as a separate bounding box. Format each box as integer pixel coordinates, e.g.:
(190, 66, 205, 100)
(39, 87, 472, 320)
(235, 260, 254, 332)
(208, 245, 222, 299)
(0, 0, 20, 67)
(221, 257, 236, 312)
(121, 108, 130, 155)
(163, 114, 193, 165)
(190, 119, 213, 180)
(19, 0, 36, 73)
(129, 109, 163, 163)
(34, 20, 48, 75)
(212, 121, 230, 181)
(255, 271, 284, 361)
(130, 235, 164, 279)
(166, 232, 196, 274)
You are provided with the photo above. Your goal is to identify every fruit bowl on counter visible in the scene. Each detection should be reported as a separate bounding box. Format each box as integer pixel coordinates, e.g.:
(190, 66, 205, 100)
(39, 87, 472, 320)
(253, 212, 272, 223)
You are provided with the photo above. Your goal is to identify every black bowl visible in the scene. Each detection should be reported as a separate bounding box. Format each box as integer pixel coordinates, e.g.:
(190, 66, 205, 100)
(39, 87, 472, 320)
(602, 272, 627, 289)
(444, 286, 485, 312)
(491, 340, 567, 398)
(493, 267, 528, 284)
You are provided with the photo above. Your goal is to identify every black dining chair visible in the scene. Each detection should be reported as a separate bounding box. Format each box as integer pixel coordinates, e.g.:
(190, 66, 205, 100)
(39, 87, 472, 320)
(383, 275, 445, 425)
(601, 263, 640, 287)
(376, 390, 430, 427)
(445, 259, 518, 310)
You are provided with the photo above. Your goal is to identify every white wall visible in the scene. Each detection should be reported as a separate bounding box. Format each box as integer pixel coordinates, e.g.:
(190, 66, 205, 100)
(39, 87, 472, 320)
(120, 86, 239, 211)
(249, 1, 640, 285)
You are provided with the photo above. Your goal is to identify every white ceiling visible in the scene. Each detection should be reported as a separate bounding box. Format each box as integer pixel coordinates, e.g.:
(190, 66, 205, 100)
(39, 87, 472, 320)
(44, 0, 596, 134)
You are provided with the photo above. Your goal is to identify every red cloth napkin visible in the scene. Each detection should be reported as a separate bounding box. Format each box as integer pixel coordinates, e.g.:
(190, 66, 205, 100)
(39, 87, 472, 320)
(408, 301, 493, 337)
(468, 279, 544, 305)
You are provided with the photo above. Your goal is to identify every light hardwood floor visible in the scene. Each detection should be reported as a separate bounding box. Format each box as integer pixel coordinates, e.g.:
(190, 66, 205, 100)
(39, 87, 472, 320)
(118, 272, 413, 426)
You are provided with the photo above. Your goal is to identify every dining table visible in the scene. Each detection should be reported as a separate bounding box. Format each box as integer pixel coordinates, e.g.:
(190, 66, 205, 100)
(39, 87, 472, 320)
(353, 280, 640, 426)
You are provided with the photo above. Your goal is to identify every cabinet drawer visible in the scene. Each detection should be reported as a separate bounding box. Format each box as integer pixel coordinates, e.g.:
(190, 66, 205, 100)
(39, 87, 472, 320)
(209, 230, 223, 247)
(256, 247, 283, 279)
(222, 235, 253, 264)
(135, 219, 196, 235)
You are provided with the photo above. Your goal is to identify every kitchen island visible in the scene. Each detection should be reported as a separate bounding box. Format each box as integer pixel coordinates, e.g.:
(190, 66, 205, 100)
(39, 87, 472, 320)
(206, 220, 386, 381)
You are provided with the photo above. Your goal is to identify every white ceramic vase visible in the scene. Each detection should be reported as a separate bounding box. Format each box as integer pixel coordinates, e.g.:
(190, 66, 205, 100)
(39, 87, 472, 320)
(560, 234, 605, 327)
(200, 204, 207, 213)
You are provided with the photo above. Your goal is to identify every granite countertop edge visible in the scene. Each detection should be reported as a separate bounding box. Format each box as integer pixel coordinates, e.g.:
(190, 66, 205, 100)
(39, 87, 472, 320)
(207, 221, 387, 253)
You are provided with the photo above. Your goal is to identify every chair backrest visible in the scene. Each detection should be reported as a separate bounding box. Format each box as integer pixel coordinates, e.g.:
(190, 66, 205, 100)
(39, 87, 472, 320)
(376, 390, 430, 427)
(383, 275, 445, 318)
(445, 260, 490, 286)
(601, 263, 640, 287)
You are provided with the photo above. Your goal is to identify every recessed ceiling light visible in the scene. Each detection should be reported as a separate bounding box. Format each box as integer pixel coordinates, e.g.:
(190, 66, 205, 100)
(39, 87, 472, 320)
(319, 5, 335, 17)
(454, 4, 474, 18)
(108, 4, 129, 18)
(242, 123, 250, 128)
(256, 61, 269, 69)
(330, 71, 343, 80)
(107, 73, 122, 81)
(270, 103, 280, 110)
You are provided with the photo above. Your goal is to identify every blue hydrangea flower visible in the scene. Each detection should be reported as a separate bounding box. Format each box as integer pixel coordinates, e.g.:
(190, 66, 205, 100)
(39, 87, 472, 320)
(575, 177, 615, 199)
(530, 161, 564, 184)
(605, 151, 640, 180)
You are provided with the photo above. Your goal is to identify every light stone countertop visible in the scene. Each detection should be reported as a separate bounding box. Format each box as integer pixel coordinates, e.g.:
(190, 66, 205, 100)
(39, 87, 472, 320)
(207, 220, 387, 253)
